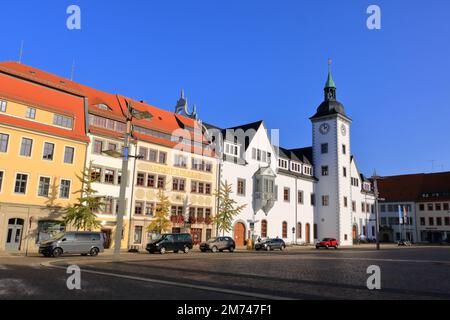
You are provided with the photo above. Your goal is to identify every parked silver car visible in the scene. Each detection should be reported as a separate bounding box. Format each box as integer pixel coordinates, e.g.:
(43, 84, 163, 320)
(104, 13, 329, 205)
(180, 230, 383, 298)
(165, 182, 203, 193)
(39, 231, 105, 257)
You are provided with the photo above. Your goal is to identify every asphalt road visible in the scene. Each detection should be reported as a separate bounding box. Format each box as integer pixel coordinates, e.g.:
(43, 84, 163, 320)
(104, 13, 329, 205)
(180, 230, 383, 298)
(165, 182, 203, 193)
(1, 246, 450, 300)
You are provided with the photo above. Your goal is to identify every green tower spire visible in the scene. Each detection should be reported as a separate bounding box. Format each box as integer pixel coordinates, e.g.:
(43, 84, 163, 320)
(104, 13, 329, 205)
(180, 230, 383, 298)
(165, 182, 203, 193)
(324, 59, 337, 101)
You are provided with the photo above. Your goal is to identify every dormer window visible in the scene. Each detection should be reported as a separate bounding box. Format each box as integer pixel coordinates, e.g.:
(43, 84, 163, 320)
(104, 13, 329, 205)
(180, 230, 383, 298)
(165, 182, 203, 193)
(224, 142, 239, 157)
(303, 166, 312, 176)
(96, 104, 111, 111)
(291, 162, 301, 173)
(278, 159, 289, 170)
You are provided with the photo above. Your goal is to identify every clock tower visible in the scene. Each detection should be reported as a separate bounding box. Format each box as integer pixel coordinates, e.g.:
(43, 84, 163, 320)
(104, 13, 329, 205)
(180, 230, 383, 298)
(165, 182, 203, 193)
(310, 61, 353, 246)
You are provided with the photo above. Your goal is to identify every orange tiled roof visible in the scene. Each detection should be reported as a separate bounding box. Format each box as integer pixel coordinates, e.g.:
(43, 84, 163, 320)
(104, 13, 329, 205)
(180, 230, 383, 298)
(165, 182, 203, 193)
(0, 66, 88, 143)
(0, 61, 212, 154)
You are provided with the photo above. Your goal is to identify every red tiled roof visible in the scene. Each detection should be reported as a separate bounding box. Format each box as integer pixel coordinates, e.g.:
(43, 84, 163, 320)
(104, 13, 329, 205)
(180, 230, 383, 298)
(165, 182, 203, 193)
(0, 61, 212, 153)
(0, 67, 88, 143)
(378, 172, 450, 202)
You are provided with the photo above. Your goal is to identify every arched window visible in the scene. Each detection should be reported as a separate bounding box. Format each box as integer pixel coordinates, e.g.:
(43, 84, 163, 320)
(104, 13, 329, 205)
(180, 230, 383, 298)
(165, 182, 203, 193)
(282, 221, 288, 238)
(297, 222, 302, 239)
(261, 220, 267, 238)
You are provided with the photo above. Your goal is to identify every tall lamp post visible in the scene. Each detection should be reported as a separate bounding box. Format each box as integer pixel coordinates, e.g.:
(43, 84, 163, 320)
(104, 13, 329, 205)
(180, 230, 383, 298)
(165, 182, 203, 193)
(371, 170, 385, 250)
(103, 97, 152, 258)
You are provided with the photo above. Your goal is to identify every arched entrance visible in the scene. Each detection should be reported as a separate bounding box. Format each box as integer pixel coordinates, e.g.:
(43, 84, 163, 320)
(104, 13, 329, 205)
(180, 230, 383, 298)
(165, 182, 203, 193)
(233, 222, 246, 247)
(305, 223, 310, 244)
(297, 222, 302, 239)
(5, 218, 24, 251)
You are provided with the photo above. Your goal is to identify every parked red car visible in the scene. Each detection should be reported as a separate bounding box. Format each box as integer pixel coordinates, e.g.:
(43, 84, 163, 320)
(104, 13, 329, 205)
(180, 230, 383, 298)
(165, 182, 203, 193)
(316, 238, 339, 249)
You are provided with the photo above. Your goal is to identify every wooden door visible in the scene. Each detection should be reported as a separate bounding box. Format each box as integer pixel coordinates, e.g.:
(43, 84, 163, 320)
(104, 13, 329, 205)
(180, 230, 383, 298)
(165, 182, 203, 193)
(234, 222, 245, 246)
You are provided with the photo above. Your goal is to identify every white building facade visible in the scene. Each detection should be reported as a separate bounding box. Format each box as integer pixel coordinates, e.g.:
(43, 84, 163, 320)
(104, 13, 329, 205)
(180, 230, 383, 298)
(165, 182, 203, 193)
(205, 69, 375, 246)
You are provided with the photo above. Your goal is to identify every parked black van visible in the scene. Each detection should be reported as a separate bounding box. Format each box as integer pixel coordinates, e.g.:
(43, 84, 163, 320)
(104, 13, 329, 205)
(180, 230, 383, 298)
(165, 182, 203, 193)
(146, 233, 193, 254)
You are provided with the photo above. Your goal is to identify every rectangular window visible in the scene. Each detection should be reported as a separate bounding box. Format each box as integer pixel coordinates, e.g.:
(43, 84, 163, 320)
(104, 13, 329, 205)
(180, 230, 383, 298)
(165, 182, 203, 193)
(59, 180, 71, 199)
(104, 169, 115, 184)
(322, 195, 329, 206)
(145, 202, 154, 216)
(444, 203, 449, 211)
(157, 176, 165, 189)
(0, 171, 3, 192)
(136, 172, 145, 186)
(159, 151, 167, 164)
(134, 201, 143, 215)
(321, 143, 328, 154)
(174, 155, 187, 168)
(362, 202, 366, 212)
(435, 203, 442, 211)
(420, 217, 425, 226)
(419, 204, 425, 211)
(427, 203, 434, 211)
(237, 179, 246, 196)
(191, 181, 197, 193)
(20, 138, 33, 157)
(344, 196, 348, 207)
(172, 178, 186, 191)
(0, 133, 9, 153)
(198, 182, 204, 194)
(436, 217, 442, 226)
(343, 167, 347, 177)
(64, 146, 75, 164)
(91, 167, 102, 182)
(352, 201, 356, 212)
(342, 144, 346, 155)
(0, 100, 7, 112)
(149, 149, 158, 162)
(284, 188, 290, 202)
(205, 183, 211, 195)
(311, 193, 315, 206)
(107, 143, 117, 151)
(26, 107, 36, 119)
(321, 166, 329, 176)
(298, 190, 304, 204)
(38, 177, 50, 197)
(43, 142, 55, 160)
(14, 173, 28, 194)
(134, 226, 143, 244)
(93, 140, 103, 154)
(429, 217, 434, 226)
(445, 217, 450, 226)
(147, 174, 155, 188)
(53, 114, 73, 129)
(138, 147, 148, 160)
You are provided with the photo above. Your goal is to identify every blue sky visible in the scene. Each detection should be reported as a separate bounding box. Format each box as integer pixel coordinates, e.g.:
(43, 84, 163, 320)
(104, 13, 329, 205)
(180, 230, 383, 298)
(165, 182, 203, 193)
(1, 0, 449, 176)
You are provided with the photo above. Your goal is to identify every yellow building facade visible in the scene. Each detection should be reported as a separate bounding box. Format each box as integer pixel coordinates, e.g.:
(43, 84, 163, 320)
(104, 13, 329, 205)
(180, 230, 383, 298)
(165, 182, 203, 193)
(0, 62, 89, 253)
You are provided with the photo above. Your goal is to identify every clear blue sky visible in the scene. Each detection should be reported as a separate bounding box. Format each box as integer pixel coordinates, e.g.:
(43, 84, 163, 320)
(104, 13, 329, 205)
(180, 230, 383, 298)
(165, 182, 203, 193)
(1, 0, 449, 176)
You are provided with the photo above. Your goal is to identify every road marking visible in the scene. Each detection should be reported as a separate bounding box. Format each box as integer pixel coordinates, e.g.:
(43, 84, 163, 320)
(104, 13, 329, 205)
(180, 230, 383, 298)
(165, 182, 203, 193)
(41, 260, 295, 300)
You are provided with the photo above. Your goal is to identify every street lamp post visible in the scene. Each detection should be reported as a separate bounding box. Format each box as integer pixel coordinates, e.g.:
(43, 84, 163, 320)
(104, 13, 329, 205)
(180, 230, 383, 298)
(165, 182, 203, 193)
(372, 170, 385, 251)
(105, 97, 152, 258)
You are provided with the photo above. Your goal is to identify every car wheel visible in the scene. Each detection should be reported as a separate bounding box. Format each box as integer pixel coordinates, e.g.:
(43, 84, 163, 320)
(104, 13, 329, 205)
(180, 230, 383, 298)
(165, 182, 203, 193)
(266, 245, 271, 251)
(90, 247, 99, 257)
(211, 246, 218, 253)
(334, 245, 338, 250)
(159, 247, 166, 254)
(280, 245, 285, 251)
(52, 248, 63, 257)
(325, 245, 329, 249)
(229, 246, 235, 253)
(183, 246, 190, 254)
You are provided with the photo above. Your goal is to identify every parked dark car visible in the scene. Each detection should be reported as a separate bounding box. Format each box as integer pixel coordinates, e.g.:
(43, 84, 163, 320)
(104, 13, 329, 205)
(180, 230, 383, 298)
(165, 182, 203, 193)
(316, 238, 339, 249)
(146, 233, 193, 254)
(200, 237, 235, 253)
(39, 231, 105, 257)
(254, 238, 286, 251)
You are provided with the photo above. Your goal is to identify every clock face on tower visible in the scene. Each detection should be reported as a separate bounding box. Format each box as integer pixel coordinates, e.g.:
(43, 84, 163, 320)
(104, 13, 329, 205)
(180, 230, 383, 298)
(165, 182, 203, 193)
(341, 124, 347, 136)
(319, 123, 330, 135)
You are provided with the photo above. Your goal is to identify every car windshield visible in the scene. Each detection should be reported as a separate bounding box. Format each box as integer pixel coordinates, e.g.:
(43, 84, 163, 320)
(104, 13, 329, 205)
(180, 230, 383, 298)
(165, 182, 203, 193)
(207, 237, 218, 243)
(50, 232, 65, 240)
